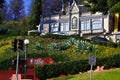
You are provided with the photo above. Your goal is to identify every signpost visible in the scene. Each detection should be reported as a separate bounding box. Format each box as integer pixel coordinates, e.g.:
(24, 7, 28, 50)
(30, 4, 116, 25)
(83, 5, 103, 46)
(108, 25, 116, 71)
(89, 55, 96, 80)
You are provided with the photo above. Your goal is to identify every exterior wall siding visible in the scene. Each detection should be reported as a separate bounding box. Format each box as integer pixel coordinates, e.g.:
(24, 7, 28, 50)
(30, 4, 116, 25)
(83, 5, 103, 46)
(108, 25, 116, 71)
(104, 17, 109, 32)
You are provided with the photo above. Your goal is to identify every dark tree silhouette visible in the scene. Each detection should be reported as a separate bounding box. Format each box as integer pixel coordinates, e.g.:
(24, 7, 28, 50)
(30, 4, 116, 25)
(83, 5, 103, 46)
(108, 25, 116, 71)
(10, 0, 25, 20)
(0, 0, 4, 23)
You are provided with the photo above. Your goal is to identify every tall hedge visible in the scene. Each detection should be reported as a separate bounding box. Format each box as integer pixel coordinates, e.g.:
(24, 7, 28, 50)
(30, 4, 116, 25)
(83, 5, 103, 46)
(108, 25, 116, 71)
(35, 59, 89, 80)
(34, 54, 120, 80)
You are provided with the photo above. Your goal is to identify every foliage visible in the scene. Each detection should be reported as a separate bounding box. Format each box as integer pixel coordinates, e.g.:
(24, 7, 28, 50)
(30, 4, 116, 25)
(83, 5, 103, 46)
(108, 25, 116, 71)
(41, 33, 68, 39)
(42, 0, 61, 14)
(57, 42, 70, 50)
(47, 37, 75, 51)
(107, 0, 120, 13)
(47, 42, 70, 51)
(28, 0, 42, 30)
(0, 35, 120, 70)
(27, 50, 70, 63)
(84, 0, 108, 14)
(0, 0, 4, 23)
(85, 0, 120, 14)
(34, 59, 89, 80)
(66, 37, 76, 45)
(89, 44, 98, 53)
(0, 28, 8, 34)
(75, 40, 89, 54)
(34, 42, 43, 50)
(47, 43, 58, 50)
(109, 1, 120, 13)
(0, 40, 17, 69)
(29, 31, 41, 36)
(41, 34, 85, 40)
(10, 0, 25, 20)
(90, 40, 118, 48)
(35, 54, 120, 80)
(0, 20, 32, 36)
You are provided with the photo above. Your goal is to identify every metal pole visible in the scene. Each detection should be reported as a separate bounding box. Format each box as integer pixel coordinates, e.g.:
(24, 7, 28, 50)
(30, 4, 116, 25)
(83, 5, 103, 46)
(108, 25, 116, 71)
(90, 65, 93, 80)
(16, 50, 20, 80)
(24, 44, 27, 78)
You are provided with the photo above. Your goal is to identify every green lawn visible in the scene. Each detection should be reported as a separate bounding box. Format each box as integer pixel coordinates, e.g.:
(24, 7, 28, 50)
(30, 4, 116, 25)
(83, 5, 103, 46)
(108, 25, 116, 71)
(49, 68, 120, 80)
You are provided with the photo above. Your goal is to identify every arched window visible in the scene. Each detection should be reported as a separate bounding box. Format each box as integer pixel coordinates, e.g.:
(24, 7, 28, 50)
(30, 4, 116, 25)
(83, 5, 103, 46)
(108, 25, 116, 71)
(72, 17, 78, 29)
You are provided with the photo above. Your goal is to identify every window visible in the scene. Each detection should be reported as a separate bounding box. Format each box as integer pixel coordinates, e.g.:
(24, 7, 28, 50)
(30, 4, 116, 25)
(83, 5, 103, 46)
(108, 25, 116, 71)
(51, 23, 58, 32)
(72, 17, 78, 29)
(81, 20, 90, 30)
(92, 20, 102, 29)
(61, 23, 69, 32)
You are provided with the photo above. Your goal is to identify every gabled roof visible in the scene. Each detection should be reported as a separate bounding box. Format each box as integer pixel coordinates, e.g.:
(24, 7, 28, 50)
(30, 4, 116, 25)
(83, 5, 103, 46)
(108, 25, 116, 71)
(70, 0, 79, 12)
(67, 0, 87, 13)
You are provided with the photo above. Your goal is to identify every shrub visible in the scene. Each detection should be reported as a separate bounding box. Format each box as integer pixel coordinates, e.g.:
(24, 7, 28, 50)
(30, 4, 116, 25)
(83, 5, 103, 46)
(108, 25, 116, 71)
(34, 59, 89, 80)
(66, 37, 76, 45)
(41, 33, 68, 39)
(74, 40, 89, 54)
(0, 28, 8, 34)
(34, 42, 43, 50)
(47, 43, 58, 50)
(29, 31, 41, 36)
(57, 42, 70, 50)
(34, 54, 120, 80)
(97, 54, 120, 69)
(90, 40, 118, 48)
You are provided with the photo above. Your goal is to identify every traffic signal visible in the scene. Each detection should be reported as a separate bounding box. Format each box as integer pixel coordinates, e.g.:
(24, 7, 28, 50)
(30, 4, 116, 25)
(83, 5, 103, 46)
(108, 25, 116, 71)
(18, 39, 24, 51)
(12, 38, 17, 52)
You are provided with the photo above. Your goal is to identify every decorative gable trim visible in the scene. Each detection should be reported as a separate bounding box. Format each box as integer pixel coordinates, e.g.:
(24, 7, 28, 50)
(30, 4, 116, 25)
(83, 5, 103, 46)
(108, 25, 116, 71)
(70, 0, 79, 13)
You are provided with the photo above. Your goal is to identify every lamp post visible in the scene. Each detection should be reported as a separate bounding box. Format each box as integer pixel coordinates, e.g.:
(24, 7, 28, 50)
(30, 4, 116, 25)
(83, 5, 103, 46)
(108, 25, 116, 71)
(24, 39, 29, 78)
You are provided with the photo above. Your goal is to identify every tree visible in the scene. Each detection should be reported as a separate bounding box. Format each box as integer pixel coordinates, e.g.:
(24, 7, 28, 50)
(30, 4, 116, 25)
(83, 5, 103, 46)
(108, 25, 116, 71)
(10, 0, 25, 20)
(83, 0, 108, 14)
(0, 0, 4, 23)
(28, 0, 42, 29)
(27, 0, 35, 16)
(84, 0, 120, 14)
(3, 0, 13, 21)
(49, 0, 61, 13)
(107, 0, 120, 13)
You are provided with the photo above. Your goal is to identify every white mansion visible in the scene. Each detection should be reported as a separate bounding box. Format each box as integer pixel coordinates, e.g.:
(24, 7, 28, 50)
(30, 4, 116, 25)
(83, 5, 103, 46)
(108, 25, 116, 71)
(37, 0, 120, 42)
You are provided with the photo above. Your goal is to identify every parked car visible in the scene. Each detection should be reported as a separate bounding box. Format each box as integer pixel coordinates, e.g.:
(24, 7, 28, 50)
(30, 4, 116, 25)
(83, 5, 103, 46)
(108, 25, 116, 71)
(90, 37, 110, 42)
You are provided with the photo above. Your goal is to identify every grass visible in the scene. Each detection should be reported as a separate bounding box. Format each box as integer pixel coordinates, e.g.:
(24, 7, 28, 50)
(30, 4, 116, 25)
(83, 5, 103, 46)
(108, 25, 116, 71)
(49, 68, 120, 80)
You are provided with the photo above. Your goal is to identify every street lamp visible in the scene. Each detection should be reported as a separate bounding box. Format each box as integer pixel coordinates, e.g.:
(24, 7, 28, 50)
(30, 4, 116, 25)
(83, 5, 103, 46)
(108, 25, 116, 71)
(24, 39, 29, 78)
